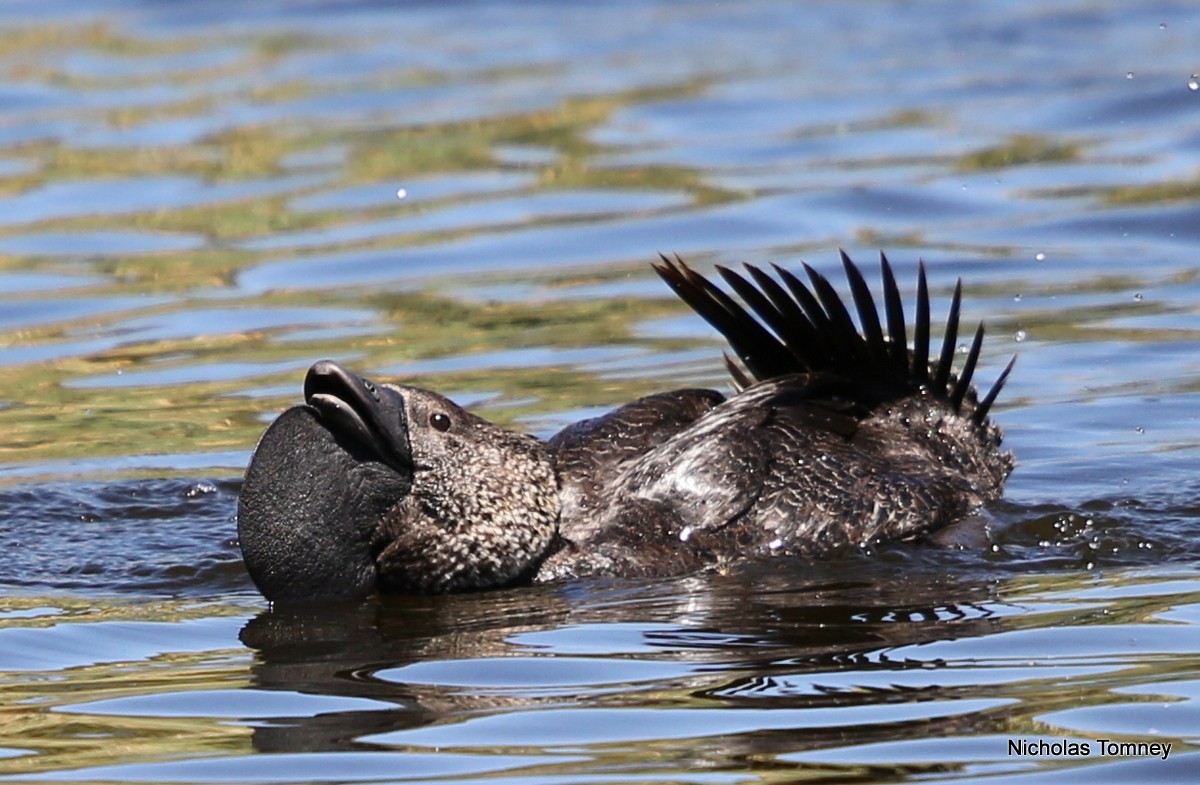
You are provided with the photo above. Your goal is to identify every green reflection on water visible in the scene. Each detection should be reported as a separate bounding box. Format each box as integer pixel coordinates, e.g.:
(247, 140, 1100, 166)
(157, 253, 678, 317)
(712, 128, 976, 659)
(957, 134, 1081, 171)
(0, 19, 735, 480)
(0, 597, 253, 776)
(0, 285, 714, 471)
(2, 13, 1195, 487)
(1102, 178, 1200, 205)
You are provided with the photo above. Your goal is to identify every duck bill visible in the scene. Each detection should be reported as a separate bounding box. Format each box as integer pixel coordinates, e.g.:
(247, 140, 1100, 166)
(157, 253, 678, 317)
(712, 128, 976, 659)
(303, 360, 412, 473)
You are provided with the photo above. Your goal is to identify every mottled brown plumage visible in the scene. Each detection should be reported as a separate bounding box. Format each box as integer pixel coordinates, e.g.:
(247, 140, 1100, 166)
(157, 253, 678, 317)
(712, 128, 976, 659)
(371, 386, 559, 594)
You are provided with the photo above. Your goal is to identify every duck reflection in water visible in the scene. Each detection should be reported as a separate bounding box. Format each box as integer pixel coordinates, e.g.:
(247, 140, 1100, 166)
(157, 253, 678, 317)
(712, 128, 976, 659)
(237, 561, 1012, 757)
(237, 252, 1015, 604)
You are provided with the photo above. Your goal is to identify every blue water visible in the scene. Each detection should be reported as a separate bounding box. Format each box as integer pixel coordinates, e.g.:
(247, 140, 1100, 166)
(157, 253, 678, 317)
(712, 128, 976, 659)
(1, 1, 1199, 782)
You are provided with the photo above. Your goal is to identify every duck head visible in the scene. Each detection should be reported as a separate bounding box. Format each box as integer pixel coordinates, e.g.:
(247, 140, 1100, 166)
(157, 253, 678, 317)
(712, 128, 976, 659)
(238, 361, 560, 604)
(369, 377, 560, 595)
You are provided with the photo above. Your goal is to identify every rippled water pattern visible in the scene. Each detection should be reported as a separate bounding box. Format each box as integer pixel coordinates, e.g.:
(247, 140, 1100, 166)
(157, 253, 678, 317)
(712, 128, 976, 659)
(2, 1, 1199, 782)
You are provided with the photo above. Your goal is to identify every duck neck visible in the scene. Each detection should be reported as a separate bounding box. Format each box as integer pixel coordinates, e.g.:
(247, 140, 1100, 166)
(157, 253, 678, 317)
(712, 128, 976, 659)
(375, 450, 561, 593)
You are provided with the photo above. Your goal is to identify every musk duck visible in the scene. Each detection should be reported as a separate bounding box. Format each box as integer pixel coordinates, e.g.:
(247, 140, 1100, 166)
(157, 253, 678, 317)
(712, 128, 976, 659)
(238, 252, 1014, 603)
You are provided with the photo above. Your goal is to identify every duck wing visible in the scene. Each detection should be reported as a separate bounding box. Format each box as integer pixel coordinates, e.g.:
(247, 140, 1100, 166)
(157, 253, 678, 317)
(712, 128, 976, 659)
(599, 370, 1004, 564)
(549, 388, 725, 541)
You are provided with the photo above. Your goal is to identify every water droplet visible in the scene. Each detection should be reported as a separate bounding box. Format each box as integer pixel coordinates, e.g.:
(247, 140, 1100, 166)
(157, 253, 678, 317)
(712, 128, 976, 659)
(1133, 292, 1143, 301)
(186, 482, 218, 498)
(957, 343, 968, 354)
(1013, 293, 1022, 302)
(1013, 328, 1027, 342)
(768, 538, 784, 551)
(1189, 75, 1199, 91)
(679, 526, 693, 542)
(1135, 426, 1145, 434)
(1126, 71, 1135, 79)
(395, 187, 408, 200)
(1034, 251, 1046, 261)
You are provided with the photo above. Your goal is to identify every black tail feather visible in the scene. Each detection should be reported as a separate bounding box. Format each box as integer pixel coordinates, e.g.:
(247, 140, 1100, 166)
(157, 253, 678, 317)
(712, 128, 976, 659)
(716, 266, 807, 369)
(772, 263, 832, 357)
(974, 355, 1016, 425)
(742, 264, 823, 366)
(879, 252, 909, 377)
(932, 279, 962, 393)
(723, 352, 753, 390)
(950, 323, 985, 411)
(653, 254, 790, 381)
(652, 251, 1014, 429)
(841, 249, 888, 374)
(912, 263, 931, 386)
(804, 263, 868, 372)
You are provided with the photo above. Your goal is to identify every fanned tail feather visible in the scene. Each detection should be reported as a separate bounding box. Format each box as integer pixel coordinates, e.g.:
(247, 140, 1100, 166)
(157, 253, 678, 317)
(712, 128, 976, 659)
(912, 263, 931, 386)
(652, 250, 1014, 428)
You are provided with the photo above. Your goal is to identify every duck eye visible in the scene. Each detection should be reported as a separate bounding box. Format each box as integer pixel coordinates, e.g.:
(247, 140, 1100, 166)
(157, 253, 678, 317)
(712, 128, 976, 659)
(429, 412, 451, 432)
